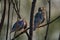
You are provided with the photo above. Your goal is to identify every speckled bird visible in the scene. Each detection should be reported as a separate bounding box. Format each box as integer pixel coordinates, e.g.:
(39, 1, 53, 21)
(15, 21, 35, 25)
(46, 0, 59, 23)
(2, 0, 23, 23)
(34, 7, 45, 30)
(11, 19, 27, 33)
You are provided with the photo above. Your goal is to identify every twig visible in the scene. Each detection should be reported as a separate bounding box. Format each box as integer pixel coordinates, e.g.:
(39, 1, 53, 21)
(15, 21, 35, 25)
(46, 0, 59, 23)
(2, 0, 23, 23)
(44, 0, 51, 40)
(11, 16, 60, 40)
(9, 6, 14, 40)
(11, 0, 21, 19)
(15, 0, 19, 11)
(11, 28, 30, 40)
(0, 0, 6, 33)
(6, 0, 11, 40)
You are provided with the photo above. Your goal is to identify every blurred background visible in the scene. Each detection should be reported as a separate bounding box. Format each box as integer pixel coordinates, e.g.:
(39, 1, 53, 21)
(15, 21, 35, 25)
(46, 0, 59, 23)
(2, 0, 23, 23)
(0, 0, 60, 40)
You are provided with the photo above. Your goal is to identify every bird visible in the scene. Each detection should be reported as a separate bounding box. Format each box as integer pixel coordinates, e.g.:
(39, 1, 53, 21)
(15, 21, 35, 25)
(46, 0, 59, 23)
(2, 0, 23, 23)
(11, 19, 27, 33)
(34, 7, 45, 30)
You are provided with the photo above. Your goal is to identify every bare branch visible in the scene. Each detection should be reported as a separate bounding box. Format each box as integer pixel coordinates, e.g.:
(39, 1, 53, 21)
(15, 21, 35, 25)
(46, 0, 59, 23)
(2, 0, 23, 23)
(28, 0, 36, 40)
(0, 0, 6, 33)
(6, 0, 11, 40)
(11, 0, 21, 19)
(11, 28, 30, 40)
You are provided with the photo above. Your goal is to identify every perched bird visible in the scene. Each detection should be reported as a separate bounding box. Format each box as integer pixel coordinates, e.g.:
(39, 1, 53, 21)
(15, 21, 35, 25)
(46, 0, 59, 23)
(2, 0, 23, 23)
(34, 7, 45, 30)
(11, 19, 27, 33)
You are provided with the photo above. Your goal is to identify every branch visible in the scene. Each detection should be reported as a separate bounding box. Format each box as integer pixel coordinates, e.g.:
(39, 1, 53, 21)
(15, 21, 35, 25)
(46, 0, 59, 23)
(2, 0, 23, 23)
(0, 0, 6, 33)
(11, 0, 21, 19)
(44, 0, 51, 40)
(29, 0, 36, 40)
(11, 16, 60, 40)
(11, 28, 30, 40)
(15, 0, 19, 11)
(6, 0, 11, 40)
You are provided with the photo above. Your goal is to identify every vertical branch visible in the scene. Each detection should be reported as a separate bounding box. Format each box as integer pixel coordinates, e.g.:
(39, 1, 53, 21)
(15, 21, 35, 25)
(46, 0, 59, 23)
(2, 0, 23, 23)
(6, 0, 11, 40)
(0, 0, 6, 33)
(58, 33, 60, 40)
(49, 0, 51, 21)
(45, 0, 51, 40)
(9, 8, 14, 40)
(28, 0, 36, 40)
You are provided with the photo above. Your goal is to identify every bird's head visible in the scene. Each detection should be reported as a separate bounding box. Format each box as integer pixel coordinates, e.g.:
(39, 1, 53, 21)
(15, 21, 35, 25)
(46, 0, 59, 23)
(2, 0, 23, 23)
(38, 7, 42, 12)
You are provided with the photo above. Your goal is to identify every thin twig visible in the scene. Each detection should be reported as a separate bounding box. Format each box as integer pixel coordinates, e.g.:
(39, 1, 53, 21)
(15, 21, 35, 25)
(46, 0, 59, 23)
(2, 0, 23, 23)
(0, 0, 6, 33)
(15, 0, 19, 11)
(11, 28, 30, 40)
(9, 6, 14, 40)
(6, 0, 11, 40)
(11, 0, 21, 19)
(44, 0, 51, 40)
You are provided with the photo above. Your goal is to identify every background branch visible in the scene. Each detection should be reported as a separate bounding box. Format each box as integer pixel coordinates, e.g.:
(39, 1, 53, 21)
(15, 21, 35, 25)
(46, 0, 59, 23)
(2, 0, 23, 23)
(0, 0, 6, 33)
(44, 0, 51, 40)
(6, 0, 11, 40)
(11, 0, 21, 19)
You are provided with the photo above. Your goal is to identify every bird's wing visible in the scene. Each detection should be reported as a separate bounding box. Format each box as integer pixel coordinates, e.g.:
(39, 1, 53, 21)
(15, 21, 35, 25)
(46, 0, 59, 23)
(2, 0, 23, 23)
(34, 17, 40, 30)
(16, 20, 24, 31)
(11, 22, 17, 32)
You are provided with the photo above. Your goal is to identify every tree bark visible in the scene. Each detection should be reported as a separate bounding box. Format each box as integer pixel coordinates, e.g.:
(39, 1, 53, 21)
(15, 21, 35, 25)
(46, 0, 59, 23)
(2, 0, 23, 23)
(28, 0, 36, 40)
